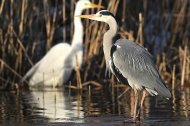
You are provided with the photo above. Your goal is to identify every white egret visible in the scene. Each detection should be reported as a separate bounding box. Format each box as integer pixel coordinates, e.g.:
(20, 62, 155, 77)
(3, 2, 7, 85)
(22, 0, 104, 87)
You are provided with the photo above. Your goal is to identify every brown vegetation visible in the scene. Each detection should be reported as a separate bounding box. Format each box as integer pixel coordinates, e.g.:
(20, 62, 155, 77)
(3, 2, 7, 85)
(0, 0, 189, 90)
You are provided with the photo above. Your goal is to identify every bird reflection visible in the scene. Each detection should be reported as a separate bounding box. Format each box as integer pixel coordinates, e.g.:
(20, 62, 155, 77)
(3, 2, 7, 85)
(30, 89, 84, 122)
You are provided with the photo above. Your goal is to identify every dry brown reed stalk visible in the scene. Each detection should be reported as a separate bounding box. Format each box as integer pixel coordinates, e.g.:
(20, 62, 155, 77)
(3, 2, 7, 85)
(43, 0, 51, 49)
(31, 42, 37, 59)
(19, 0, 28, 36)
(136, 13, 143, 46)
(119, 28, 135, 41)
(0, 0, 5, 15)
(88, 84, 91, 96)
(0, 57, 4, 85)
(187, 53, 190, 83)
(4, 27, 22, 74)
(118, 87, 130, 99)
(111, 74, 115, 90)
(9, 0, 14, 53)
(83, 8, 91, 68)
(62, 0, 66, 42)
(121, 0, 126, 26)
(83, 13, 90, 64)
(0, 59, 23, 80)
(0, 29, 3, 68)
(70, 0, 75, 44)
(180, 45, 187, 87)
(170, 0, 188, 47)
(11, 0, 26, 73)
(172, 65, 176, 90)
(0, 76, 10, 86)
(82, 80, 102, 89)
(184, 43, 189, 83)
(83, 0, 103, 62)
(89, 0, 102, 56)
(77, 91, 81, 118)
(13, 30, 33, 66)
(75, 55, 82, 89)
(158, 53, 171, 84)
(83, 1, 104, 81)
(44, 0, 57, 50)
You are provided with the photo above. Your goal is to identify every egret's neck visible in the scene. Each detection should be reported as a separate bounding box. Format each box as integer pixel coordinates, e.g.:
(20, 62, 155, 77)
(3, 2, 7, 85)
(71, 7, 84, 48)
(103, 18, 118, 67)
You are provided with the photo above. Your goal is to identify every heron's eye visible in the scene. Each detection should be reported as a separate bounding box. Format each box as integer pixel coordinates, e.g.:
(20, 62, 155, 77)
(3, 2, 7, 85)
(84, 3, 88, 6)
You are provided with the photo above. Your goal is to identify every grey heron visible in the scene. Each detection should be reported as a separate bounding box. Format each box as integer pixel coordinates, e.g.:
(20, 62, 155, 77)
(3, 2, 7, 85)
(78, 10, 171, 122)
(21, 0, 104, 87)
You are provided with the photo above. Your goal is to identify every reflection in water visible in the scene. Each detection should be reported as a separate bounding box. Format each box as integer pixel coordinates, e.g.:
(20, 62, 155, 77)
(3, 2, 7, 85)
(0, 86, 189, 125)
(32, 91, 83, 121)
(29, 89, 84, 122)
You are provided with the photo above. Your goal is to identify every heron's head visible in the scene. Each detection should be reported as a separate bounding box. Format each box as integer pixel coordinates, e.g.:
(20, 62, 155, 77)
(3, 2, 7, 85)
(77, 10, 116, 23)
(76, 0, 104, 10)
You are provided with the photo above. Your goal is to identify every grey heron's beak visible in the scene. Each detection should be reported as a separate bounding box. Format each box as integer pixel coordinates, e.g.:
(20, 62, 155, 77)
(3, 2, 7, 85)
(76, 14, 96, 19)
(77, 14, 103, 22)
(87, 3, 104, 9)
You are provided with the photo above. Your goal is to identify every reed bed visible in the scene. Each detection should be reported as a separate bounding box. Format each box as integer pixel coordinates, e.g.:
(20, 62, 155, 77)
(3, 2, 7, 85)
(0, 0, 189, 91)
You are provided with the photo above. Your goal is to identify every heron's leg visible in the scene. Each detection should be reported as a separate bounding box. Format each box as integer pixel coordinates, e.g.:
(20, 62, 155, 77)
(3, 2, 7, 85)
(136, 90, 146, 119)
(123, 88, 140, 123)
(140, 90, 146, 108)
(133, 88, 139, 122)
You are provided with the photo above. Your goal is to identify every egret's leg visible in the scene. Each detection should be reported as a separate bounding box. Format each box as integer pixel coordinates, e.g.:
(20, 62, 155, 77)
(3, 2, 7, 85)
(136, 90, 146, 120)
(133, 88, 139, 122)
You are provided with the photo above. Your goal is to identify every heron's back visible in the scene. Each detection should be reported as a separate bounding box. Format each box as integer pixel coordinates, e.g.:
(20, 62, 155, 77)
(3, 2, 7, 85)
(111, 39, 171, 98)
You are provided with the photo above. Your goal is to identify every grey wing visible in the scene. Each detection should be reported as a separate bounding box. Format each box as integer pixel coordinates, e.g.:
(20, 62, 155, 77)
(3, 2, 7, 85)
(112, 39, 171, 98)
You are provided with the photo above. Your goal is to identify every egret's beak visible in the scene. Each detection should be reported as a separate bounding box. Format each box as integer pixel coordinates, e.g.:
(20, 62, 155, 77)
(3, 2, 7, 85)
(87, 3, 104, 9)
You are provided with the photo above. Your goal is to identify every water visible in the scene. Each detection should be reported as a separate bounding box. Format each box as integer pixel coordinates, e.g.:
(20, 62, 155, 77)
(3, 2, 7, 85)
(0, 86, 189, 126)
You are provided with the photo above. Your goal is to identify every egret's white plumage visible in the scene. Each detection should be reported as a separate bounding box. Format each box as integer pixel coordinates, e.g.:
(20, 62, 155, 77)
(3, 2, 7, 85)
(22, 0, 104, 87)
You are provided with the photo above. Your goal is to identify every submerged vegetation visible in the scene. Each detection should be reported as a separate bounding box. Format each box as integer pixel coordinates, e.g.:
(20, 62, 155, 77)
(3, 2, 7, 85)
(0, 0, 189, 90)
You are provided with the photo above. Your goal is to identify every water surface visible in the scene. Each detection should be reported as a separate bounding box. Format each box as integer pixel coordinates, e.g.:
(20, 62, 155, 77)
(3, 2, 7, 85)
(0, 86, 189, 126)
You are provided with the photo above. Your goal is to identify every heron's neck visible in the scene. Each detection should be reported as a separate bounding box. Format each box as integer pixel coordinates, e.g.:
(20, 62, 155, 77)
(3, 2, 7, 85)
(71, 7, 84, 48)
(103, 18, 118, 67)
